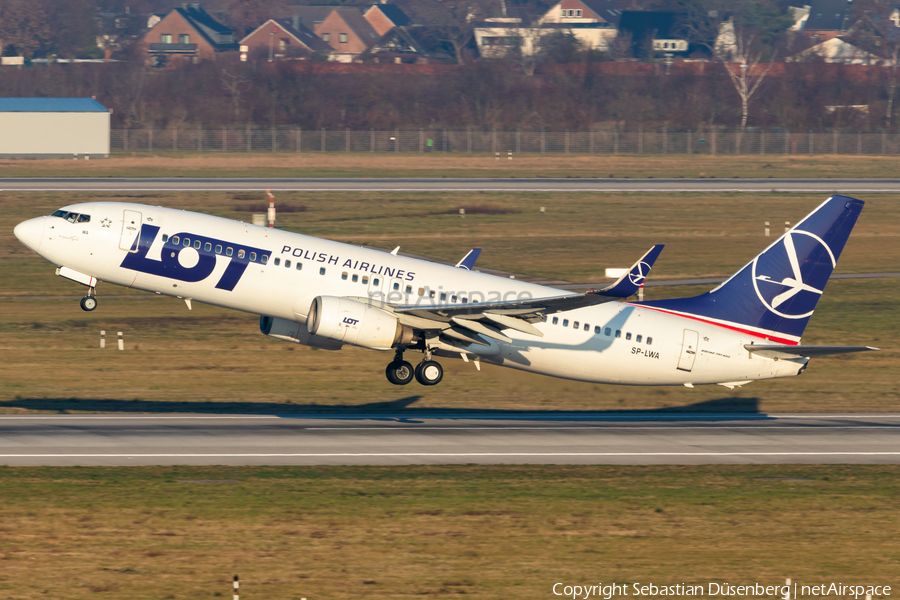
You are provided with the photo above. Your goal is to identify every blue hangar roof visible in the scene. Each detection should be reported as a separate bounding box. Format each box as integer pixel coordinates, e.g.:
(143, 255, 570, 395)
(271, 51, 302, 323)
(0, 97, 109, 112)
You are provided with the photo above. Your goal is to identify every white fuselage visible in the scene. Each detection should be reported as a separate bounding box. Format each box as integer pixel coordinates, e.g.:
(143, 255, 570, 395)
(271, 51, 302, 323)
(19, 202, 806, 387)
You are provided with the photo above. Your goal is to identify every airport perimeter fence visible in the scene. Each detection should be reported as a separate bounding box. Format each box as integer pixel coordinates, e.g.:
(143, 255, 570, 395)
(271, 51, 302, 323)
(109, 128, 900, 155)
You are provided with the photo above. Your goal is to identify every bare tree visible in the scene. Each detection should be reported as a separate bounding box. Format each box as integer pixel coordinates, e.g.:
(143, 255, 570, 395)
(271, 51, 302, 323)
(220, 64, 253, 122)
(844, 0, 900, 129)
(722, 28, 774, 133)
(422, 0, 489, 65)
(608, 31, 634, 61)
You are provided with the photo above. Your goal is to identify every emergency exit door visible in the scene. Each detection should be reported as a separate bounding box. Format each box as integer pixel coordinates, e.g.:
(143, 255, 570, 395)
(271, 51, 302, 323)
(677, 329, 699, 372)
(119, 210, 142, 251)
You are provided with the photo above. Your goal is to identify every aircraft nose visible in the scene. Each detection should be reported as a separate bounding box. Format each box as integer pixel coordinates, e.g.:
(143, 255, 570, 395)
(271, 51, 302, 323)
(14, 217, 45, 252)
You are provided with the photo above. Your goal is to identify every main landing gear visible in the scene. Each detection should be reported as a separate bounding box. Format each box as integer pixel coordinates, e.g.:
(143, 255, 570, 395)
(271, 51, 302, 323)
(79, 287, 98, 312)
(385, 348, 443, 386)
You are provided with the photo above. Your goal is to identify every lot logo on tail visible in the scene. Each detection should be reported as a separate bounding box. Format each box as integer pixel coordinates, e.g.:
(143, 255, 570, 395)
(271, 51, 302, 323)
(751, 230, 835, 319)
(628, 261, 651, 286)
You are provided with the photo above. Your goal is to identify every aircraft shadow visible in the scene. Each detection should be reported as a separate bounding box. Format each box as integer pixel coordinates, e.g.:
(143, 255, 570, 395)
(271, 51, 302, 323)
(1, 395, 769, 422)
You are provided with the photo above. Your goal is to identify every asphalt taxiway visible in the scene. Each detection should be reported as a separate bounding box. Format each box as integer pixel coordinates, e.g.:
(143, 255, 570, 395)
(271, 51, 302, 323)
(5, 177, 900, 193)
(1, 413, 898, 466)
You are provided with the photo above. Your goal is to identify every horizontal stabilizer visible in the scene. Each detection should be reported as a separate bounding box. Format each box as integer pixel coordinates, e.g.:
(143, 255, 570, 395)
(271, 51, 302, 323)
(597, 244, 664, 298)
(745, 344, 879, 359)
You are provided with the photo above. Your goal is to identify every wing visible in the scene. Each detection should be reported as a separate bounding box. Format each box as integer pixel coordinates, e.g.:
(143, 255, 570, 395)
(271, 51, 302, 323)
(390, 245, 664, 344)
(745, 345, 879, 359)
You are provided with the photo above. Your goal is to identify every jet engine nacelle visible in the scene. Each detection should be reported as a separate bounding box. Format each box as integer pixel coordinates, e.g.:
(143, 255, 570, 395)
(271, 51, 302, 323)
(307, 296, 413, 351)
(260, 315, 343, 351)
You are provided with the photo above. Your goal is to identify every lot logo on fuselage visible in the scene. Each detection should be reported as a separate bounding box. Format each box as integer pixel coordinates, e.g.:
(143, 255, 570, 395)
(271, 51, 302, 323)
(120, 225, 270, 291)
(751, 230, 835, 319)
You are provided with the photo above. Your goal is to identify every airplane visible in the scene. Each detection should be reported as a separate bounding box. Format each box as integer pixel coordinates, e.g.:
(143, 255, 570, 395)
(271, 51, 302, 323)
(13, 195, 877, 388)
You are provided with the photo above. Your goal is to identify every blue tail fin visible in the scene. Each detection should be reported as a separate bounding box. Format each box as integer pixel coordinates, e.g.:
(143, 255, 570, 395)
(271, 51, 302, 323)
(641, 196, 864, 343)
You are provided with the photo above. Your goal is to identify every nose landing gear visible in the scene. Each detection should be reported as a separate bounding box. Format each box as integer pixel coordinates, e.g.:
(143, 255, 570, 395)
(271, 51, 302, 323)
(80, 287, 98, 312)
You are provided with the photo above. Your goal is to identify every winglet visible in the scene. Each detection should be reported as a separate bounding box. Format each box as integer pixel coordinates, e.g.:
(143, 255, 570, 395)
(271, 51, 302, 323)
(456, 248, 482, 270)
(596, 244, 664, 298)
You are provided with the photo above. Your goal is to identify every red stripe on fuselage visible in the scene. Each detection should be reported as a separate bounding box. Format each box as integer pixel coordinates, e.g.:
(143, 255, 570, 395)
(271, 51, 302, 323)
(628, 304, 801, 346)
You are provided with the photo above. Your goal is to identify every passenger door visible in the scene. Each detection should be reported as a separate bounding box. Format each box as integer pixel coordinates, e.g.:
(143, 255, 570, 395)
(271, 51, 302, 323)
(119, 210, 142, 252)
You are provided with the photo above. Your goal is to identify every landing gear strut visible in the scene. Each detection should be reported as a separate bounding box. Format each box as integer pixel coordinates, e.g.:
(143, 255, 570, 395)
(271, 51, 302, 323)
(80, 287, 97, 312)
(385, 348, 414, 386)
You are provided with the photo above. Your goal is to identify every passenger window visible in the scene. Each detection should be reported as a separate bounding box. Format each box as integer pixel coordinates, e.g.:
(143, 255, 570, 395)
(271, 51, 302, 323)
(418, 288, 425, 296)
(462, 298, 468, 303)
(362, 276, 369, 285)
(636, 335, 642, 342)
(573, 321, 579, 329)
(440, 293, 447, 301)
(626, 332, 632, 341)
(162, 234, 169, 242)
(275, 258, 281, 266)
(215, 245, 222, 254)
(647, 337, 653, 345)
(261, 255, 268, 264)
(226, 247, 233, 257)
(184, 238, 190, 247)
(296, 262, 302, 270)
(319, 267, 326, 275)
(406, 285, 412, 294)
(563, 319, 569, 327)
(451, 295, 457, 303)
(552, 317, 559, 325)
(194, 240, 201, 249)
(249, 252, 257, 261)
(429, 291, 435, 299)
(171, 236, 179, 244)
(594, 326, 601, 334)
(373, 278, 379, 286)
(584, 323, 589, 331)
(342, 272, 349, 281)
(204, 242, 212, 252)
(238, 249, 245, 259)
(285, 260, 291, 268)
(393, 282, 400, 290)
(605, 327, 611, 336)
(615, 330, 621, 338)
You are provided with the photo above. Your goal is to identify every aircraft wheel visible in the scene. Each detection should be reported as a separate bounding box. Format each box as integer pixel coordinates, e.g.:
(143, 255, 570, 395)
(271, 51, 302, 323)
(415, 360, 443, 386)
(80, 296, 98, 312)
(385, 360, 414, 385)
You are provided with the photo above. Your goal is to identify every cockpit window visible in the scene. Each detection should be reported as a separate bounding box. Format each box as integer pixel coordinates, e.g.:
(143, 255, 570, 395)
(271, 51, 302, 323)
(51, 210, 90, 223)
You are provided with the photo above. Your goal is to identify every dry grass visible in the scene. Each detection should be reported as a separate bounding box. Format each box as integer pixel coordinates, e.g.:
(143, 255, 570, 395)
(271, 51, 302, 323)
(0, 465, 897, 599)
(4, 153, 900, 179)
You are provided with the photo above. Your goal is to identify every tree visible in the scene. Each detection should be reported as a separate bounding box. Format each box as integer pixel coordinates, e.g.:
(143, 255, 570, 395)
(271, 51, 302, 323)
(844, 0, 900, 129)
(228, 0, 289, 39)
(422, 0, 489, 65)
(723, 29, 774, 133)
(0, 0, 50, 58)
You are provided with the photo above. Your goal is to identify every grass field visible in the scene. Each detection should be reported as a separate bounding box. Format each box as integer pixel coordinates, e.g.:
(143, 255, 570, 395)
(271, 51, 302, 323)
(4, 153, 900, 179)
(0, 465, 898, 599)
(1, 191, 897, 414)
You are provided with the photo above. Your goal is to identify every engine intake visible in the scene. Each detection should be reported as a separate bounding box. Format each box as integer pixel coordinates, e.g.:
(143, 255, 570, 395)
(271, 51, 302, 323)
(307, 296, 412, 350)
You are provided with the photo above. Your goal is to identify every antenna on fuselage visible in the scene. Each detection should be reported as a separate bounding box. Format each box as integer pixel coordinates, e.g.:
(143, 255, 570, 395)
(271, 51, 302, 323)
(266, 189, 275, 228)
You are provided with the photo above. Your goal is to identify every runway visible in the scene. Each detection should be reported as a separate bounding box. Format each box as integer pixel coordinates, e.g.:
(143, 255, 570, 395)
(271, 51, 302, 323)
(1, 413, 899, 466)
(5, 177, 900, 193)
